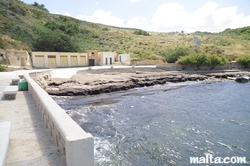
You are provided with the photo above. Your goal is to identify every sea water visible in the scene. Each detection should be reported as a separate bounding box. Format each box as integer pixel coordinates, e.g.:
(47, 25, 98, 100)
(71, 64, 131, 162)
(53, 81, 250, 166)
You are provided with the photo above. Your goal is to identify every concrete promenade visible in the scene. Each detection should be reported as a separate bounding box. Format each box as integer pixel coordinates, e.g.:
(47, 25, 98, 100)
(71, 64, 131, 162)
(0, 66, 155, 165)
(0, 70, 66, 166)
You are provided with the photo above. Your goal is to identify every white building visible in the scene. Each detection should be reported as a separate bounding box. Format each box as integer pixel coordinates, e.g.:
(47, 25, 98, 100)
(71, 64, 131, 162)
(98, 52, 115, 65)
(118, 54, 131, 65)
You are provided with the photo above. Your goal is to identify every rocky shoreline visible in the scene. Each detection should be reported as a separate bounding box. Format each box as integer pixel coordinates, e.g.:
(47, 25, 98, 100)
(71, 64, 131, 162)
(43, 68, 250, 96)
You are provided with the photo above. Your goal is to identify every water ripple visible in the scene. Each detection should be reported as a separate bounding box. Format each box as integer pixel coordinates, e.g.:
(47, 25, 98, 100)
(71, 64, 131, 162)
(53, 81, 250, 166)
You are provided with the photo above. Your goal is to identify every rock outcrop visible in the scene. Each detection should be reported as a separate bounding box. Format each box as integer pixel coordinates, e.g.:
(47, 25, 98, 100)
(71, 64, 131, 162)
(44, 69, 250, 96)
(235, 74, 250, 83)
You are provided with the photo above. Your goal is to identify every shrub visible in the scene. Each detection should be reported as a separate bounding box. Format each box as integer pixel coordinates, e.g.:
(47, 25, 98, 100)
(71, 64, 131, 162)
(102, 28, 109, 31)
(150, 55, 158, 60)
(0, 65, 6, 72)
(206, 54, 227, 69)
(236, 55, 250, 68)
(178, 53, 228, 70)
(163, 47, 190, 63)
(133, 29, 150, 36)
(177, 53, 207, 70)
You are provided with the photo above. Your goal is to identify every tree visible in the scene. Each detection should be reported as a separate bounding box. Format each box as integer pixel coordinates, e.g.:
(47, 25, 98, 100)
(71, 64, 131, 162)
(33, 33, 79, 52)
(207, 54, 227, 70)
(163, 47, 190, 63)
(31, 1, 48, 12)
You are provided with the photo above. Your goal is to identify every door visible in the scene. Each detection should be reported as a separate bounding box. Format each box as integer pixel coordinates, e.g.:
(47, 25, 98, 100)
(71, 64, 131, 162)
(20, 58, 25, 66)
(80, 56, 86, 66)
(60, 55, 68, 67)
(89, 59, 94, 66)
(119, 56, 122, 62)
(110, 58, 112, 65)
(35, 55, 45, 68)
(48, 55, 56, 68)
(70, 56, 78, 66)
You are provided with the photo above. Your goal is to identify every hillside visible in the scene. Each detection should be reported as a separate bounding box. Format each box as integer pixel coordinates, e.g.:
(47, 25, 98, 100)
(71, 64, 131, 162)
(0, 0, 250, 63)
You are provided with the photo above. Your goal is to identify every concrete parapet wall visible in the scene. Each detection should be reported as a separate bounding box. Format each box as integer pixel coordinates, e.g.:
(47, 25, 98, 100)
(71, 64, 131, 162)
(25, 71, 94, 166)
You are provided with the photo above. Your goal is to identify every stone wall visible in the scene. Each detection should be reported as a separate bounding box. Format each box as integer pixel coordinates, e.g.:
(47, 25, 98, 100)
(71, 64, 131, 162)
(25, 71, 94, 166)
(156, 62, 244, 71)
(0, 49, 31, 66)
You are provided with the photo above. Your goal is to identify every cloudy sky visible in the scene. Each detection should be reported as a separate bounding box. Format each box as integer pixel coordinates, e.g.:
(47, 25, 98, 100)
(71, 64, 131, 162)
(22, 0, 250, 33)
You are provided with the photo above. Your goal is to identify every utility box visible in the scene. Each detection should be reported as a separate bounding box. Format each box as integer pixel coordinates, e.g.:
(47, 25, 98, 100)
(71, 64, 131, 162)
(18, 80, 28, 91)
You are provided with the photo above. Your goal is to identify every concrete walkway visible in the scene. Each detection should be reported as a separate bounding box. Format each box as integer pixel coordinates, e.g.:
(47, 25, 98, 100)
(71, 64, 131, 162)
(0, 70, 66, 166)
(0, 65, 156, 166)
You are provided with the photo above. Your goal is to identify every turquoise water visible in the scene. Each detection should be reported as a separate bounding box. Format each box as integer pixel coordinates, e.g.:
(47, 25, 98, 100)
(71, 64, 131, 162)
(53, 81, 250, 166)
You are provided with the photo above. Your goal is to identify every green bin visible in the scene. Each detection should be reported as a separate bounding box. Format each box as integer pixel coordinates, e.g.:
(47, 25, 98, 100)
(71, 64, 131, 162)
(18, 80, 28, 91)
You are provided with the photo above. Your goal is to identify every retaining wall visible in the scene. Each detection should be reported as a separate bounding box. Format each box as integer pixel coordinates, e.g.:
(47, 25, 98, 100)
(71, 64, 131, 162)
(156, 61, 244, 71)
(25, 71, 94, 166)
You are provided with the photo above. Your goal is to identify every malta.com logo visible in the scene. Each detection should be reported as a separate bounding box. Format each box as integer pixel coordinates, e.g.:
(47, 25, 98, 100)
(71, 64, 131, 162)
(190, 153, 248, 165)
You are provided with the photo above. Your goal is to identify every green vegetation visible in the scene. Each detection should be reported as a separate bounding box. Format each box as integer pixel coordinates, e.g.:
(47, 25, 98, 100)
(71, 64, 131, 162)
(33, 32, 79, 52)
(177, 53, 207, 70)
(206, 54, 227, 69)
(177, 54, 227, 70)
(236, 55, 250, 68)
(163, 47, 190, 63)
(0, 0, 250, 63)
(31, 1, 48, 12)
(133, 29, 150, 36)
(221, 26, 250, 36)
(0, 65, 6, 72)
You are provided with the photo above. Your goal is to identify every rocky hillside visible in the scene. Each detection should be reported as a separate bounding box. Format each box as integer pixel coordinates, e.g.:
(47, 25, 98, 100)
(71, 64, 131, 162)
(0, 0, 249, 63)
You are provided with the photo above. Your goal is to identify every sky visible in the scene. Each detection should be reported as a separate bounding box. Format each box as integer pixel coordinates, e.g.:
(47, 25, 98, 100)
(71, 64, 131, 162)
(22, 0, 250, 33)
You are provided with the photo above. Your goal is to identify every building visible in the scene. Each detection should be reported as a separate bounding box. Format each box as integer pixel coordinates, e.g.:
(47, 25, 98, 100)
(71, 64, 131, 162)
(118, 54, 131, 65)
(81, 50, 99, 66)
(191, 38, 201, 46)
(0, 49, 31, 67)
(32, 52, 88, 68)
(98, 52, 115, 65)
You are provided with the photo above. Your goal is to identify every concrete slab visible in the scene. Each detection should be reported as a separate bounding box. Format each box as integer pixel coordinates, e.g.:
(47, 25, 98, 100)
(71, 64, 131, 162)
(3, 86, 18, 94)
(0, 71, 66, 166)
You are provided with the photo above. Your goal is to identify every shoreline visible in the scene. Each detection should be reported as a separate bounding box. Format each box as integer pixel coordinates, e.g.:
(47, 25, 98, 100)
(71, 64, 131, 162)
(42, 68, 250, 96)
